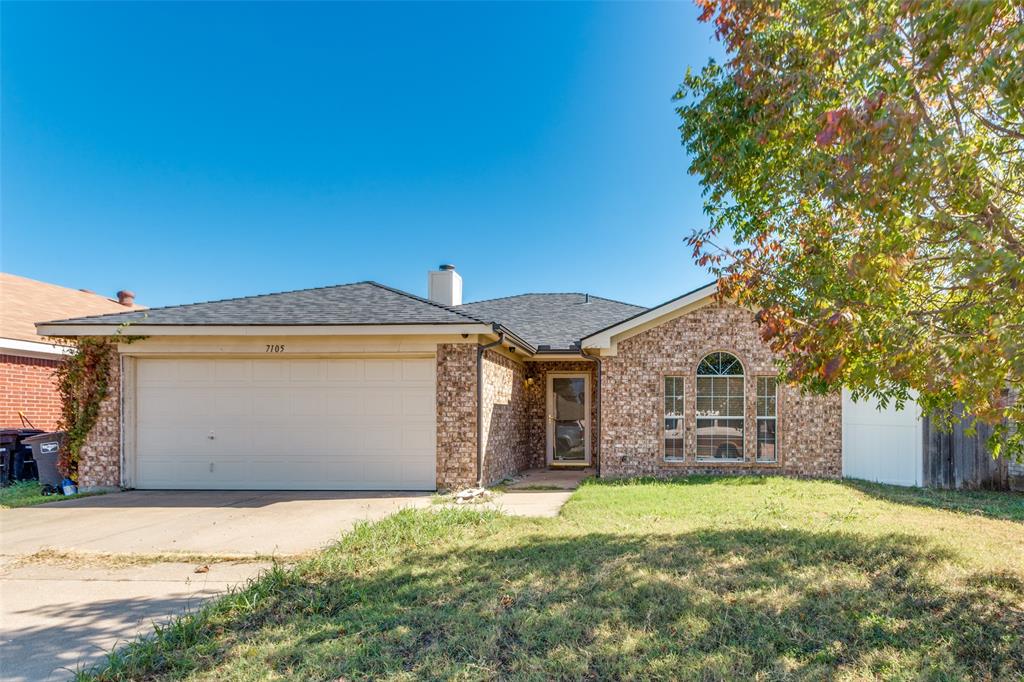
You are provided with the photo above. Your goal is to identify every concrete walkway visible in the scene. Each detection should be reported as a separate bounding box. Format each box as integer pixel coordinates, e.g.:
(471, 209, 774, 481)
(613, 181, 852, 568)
(449, 467, 593, 517)
(0, 559, 269, 682)
(1, 490, 433, 557)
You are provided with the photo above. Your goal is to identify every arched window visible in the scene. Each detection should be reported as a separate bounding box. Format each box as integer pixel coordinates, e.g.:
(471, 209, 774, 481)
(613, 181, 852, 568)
(696, 352, 744, 461)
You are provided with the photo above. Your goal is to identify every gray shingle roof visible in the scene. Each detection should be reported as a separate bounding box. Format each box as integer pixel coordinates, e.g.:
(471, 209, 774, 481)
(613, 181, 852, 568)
(456, 293, 646, 350)
(44, 282, 485, 326)
(42, 282, 647, 351)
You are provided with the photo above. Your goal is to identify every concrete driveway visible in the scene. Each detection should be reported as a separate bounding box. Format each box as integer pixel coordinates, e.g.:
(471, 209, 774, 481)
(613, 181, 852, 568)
(0, 490, 432, 681)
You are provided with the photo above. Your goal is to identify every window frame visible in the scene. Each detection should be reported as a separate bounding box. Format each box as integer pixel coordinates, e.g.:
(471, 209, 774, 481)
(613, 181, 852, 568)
(694, 351, 745, 462)
(663, 375, 686, 461)
(756, 376, 779, 463)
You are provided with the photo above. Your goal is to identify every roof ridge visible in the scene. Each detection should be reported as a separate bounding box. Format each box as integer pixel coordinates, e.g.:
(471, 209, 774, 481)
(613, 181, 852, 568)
(362, 281, 492, 325)
(39, 281, 386, 325)
(459, 292, 646, 308)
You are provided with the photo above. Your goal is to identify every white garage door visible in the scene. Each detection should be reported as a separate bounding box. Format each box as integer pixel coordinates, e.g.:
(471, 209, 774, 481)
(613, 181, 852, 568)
(842, 389, 923, 487)
(134, 357, 436, 490)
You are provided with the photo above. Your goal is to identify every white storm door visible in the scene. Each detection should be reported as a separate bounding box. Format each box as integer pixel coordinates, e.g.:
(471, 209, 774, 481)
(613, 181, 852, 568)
(546, 373, 591, 465)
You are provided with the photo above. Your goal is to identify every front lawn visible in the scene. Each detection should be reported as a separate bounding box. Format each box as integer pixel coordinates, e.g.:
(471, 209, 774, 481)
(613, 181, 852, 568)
(80, 477, 1024, 681)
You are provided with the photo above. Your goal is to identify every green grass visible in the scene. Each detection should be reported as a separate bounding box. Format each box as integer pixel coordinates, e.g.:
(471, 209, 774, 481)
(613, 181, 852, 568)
(0, 481, 102, 508)
(78, 477, 1024, 681)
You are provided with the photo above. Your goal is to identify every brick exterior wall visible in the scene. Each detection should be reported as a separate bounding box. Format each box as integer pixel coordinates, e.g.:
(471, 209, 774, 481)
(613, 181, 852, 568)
(436, 343, 478, 491)
(76, 343, 122, 491)
(480, 350, 529, 484)
(600, 302, 842, 479)
(524, 361, 598, 470)
(436, 346, 592, 490)
(0, 354, 63, 431)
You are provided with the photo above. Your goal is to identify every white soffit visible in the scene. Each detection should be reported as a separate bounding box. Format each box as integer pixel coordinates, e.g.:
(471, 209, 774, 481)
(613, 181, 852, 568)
(0, 337, 73, 359)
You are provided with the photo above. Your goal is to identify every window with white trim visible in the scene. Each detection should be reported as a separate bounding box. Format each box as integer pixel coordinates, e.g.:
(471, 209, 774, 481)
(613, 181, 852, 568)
(756, 377, 778, 463)
(695, 352, 744, 461)
(664, 376, 685, 460)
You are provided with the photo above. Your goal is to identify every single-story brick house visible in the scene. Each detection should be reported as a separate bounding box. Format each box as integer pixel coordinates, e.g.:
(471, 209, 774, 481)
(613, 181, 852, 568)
(38, 265, 913, 492)
(1, 272, 141, 431)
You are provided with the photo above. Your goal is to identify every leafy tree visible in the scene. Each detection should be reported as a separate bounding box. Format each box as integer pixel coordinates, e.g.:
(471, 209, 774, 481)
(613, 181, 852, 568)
(676, 0, 1023, 459)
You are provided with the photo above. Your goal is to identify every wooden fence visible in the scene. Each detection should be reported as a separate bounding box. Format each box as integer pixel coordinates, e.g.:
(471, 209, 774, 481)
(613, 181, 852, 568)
(923, 405, 1023, 491)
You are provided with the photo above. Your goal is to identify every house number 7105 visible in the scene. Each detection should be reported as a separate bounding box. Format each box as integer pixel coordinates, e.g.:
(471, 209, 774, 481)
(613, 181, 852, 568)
(265, 344, 285, 353)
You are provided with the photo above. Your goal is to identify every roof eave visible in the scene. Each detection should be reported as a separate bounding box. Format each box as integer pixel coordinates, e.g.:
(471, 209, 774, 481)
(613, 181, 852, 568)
(34, 322, 499, 338)
(580, 282, 718, 350)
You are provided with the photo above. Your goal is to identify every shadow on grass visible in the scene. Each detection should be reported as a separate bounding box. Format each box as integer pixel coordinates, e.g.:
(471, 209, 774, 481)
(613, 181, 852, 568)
(87, 522, 1024, 681)
(843, 478, 1024, 522)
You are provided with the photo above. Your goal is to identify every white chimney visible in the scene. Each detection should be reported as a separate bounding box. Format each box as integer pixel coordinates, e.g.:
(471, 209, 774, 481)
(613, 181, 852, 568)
(428, 264, 462, 306)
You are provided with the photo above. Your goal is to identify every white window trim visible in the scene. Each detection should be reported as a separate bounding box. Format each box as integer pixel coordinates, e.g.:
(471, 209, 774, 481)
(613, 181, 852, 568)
(664, 375, 685, 462)
(695, 352, 745, 462)
(756, 377, 779, 463)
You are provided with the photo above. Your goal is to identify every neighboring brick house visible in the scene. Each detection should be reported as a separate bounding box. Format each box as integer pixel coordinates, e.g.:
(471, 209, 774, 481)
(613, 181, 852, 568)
(1, 273, 141, 431)
(38, 266, 861, 492)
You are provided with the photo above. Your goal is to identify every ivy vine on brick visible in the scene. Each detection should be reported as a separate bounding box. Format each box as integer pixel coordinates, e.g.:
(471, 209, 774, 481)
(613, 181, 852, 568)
(53, 333, 143, 479)
(54, 337, 114, 478)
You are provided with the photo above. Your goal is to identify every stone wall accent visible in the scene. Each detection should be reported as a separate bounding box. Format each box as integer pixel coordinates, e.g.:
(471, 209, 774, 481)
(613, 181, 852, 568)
(600, 302, 841, 479)
(480, 350, 529, 484)
(77, 343, 122, 491)
(524, 361, 598, 469)
(435, 343, 478, 491)
(0, 354, 63, 431)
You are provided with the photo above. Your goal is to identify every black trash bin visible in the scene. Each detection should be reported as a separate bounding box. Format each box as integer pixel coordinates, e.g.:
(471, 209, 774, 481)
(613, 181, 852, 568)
(0, 429, 43, 484)
(23, 432, 65, 488)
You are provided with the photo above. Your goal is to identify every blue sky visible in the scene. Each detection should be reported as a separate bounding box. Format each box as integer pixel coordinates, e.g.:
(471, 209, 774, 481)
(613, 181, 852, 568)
(1, 1, 724, 309)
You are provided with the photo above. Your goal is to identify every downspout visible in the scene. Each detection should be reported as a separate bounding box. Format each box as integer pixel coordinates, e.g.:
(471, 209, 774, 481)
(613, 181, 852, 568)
(579, 347, 602, 478)
(477, 328, 505, 488)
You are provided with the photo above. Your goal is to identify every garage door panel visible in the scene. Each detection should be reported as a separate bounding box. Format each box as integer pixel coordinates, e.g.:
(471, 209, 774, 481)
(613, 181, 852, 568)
(134, 357, 436, 490)
(213, 360, 251, 382)
(252, 388, 290, 416)
(178, 359, 217, 382)
(288, 360, 325, 382)
(138, 360, 180, 384)
(252, 360, 290, 381)
(209, 388, 252, 417)
(402, 427, 434, 450)
(363, 428, 401, 450)
(402, 389, 435, 416)
(289, 389, 329, 417)
(364, 359, 400, 381)
(326, 359, 363, 382)
(402, 359, 434, 382)
(400, 457, 436, 486)
(137, 426, 196, 455)
(326, 389, 362, 416)
(364, 391, 399, 416)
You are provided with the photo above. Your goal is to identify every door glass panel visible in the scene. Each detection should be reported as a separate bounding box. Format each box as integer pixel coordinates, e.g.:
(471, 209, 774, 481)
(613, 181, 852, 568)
(552, 377, 586, 461)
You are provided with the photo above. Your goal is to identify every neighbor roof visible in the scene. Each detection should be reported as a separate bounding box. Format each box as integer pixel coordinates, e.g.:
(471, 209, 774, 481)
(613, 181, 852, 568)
(42, 281, 485, 327)
(1, 272, 144, 343)
(456, 293, 645, 351)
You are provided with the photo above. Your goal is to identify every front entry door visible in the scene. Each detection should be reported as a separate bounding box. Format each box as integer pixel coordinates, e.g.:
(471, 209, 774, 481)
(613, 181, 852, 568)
(546, 373, 591, 465)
